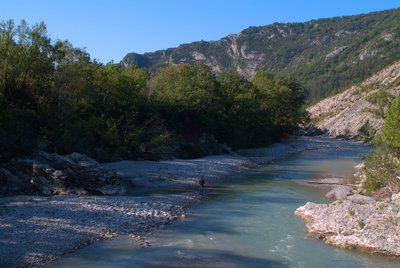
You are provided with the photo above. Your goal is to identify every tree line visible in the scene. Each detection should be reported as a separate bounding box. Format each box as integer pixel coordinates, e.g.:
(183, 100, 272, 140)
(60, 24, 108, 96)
(0, 20, 308, 162)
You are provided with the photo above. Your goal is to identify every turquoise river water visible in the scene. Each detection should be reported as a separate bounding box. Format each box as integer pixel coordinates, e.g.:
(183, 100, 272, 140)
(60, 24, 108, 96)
(47, 139, 399, 268)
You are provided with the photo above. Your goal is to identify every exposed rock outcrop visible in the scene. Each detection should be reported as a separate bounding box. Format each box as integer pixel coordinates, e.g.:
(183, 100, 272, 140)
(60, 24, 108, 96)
(325, 46, 348, 61)
(298, 125, 327, 136)
(0, 152, 125, 196)
(295, 193, 400, 256)
(308, 61, 400, 138)
(122, 9, 400, 101)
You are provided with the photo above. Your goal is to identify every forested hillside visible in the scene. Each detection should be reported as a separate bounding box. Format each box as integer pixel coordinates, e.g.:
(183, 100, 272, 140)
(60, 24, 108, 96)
(0, 20, 307, 162)
(123, 8, 400, 102)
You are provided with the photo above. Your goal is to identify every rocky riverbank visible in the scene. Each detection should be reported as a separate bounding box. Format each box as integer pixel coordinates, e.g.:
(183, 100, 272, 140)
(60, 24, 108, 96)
(0, 194, 195, 267)
(295, 193, 400, 256)
(0, 152, 125, 196)
(0, 137, 345, 267)
(295, 155, 400, 256)
(296, 161, 400, 256)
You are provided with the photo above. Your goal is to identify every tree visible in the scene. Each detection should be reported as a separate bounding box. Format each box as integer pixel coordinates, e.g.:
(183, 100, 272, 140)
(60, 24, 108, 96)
(380, 98, 400, 154)
(0, 20, 15, 96)
(149, 63, 219, 138)
(216, 70, 274, 147)
(363, 97, 400, 192)
(252, 71, 308, 134)
(0, 19, 310, 162)
(0, 20, 54, 160)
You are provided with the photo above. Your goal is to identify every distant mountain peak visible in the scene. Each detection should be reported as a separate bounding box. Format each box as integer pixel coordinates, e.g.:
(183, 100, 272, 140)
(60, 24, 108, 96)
(122, 8, 400, 101)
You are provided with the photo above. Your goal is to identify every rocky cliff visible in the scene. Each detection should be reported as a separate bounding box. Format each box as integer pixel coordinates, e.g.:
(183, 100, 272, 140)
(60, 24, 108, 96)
(308, 61, 400, 139)
(122, 9, 400, 101)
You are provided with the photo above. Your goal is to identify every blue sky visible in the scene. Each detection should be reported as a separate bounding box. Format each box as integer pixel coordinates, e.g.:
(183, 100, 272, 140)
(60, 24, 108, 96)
(1, 0, 398, 63)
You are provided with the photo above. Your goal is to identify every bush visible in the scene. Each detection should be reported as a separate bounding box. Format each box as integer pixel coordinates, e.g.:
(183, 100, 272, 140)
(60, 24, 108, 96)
(357, 120, 376, 143)
(363, 147, 399, 192)
(362, 98, 400, 193)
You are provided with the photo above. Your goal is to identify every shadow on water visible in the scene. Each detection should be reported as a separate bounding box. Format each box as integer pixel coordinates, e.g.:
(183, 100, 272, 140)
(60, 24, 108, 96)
(120, 247, 289, 268)
(47, 243, 289, 268)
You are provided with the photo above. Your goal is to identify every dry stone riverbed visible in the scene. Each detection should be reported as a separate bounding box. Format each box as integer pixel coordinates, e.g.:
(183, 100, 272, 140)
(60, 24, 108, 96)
(1, 137, 399, 267)
(44, 138, 399, 268)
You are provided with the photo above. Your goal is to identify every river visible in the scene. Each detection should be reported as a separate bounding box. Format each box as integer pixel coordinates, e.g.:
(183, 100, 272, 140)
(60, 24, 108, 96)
(46, 139, 399, 267)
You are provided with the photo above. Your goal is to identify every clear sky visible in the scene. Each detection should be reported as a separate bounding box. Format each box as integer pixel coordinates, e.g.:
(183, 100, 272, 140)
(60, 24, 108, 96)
(1, 0, 399, 63)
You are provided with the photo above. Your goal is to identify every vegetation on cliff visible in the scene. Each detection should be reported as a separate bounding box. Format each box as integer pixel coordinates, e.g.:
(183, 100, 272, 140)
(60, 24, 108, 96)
(123, 9, 400, 102)
(0, 20, 307, 162)
(307, 61, 400, 140)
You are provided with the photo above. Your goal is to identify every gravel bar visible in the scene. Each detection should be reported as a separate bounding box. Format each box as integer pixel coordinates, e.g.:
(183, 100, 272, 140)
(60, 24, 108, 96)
(0, 136, 343, 267)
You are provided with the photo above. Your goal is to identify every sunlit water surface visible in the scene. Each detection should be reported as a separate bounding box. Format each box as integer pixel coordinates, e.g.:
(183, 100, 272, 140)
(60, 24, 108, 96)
(46, 140, 399, 268)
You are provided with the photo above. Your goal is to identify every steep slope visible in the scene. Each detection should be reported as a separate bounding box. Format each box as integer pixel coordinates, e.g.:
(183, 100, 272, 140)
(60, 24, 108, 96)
(122, 9, 400, 101)
(308, 61, 400, 138)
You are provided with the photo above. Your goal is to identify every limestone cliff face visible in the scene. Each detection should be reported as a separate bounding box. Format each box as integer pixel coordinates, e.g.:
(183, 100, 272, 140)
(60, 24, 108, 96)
(308, 61, 400, 138)
(122, 9, 400, 101)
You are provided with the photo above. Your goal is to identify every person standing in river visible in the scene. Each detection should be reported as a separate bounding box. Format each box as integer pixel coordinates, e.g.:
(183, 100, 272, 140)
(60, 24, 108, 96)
(198, 175, 205, 195)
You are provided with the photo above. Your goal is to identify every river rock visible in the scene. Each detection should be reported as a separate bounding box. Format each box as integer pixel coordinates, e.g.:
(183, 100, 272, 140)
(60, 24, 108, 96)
(391, 193, 400, 202)
(295, 194, 400, 256)
(0, 152, 126, 196)
(298, 125, 327, 136)
(325, 185, 354, 200)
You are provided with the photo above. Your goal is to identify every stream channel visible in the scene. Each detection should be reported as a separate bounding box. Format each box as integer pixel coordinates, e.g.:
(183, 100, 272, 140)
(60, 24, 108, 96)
(46, 139, 399, 268)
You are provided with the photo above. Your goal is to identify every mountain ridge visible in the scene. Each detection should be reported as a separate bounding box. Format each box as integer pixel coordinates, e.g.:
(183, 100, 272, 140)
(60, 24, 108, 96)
(122, 8, 400, 101)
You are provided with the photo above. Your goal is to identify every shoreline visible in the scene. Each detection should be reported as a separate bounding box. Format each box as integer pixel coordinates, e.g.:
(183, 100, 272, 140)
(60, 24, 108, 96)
(295, 193, 400, 256)
(0, 137, 349, 267)
(295, 157, 400, 257)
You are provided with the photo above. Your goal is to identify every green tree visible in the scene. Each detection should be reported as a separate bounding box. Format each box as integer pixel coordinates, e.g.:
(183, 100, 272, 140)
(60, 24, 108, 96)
(216, 70, 275, 147)
(252, 71, 308, 134)
(0, 20, 310, 162)
(380, 98, 400, 154)
(149, 63, 219, 137)
(362, 98, 400, 192)
(0, 20, 54, 160)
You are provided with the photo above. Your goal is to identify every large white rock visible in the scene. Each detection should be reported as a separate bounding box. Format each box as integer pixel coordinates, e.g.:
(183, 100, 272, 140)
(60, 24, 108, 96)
(295, 194, 400, 256)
